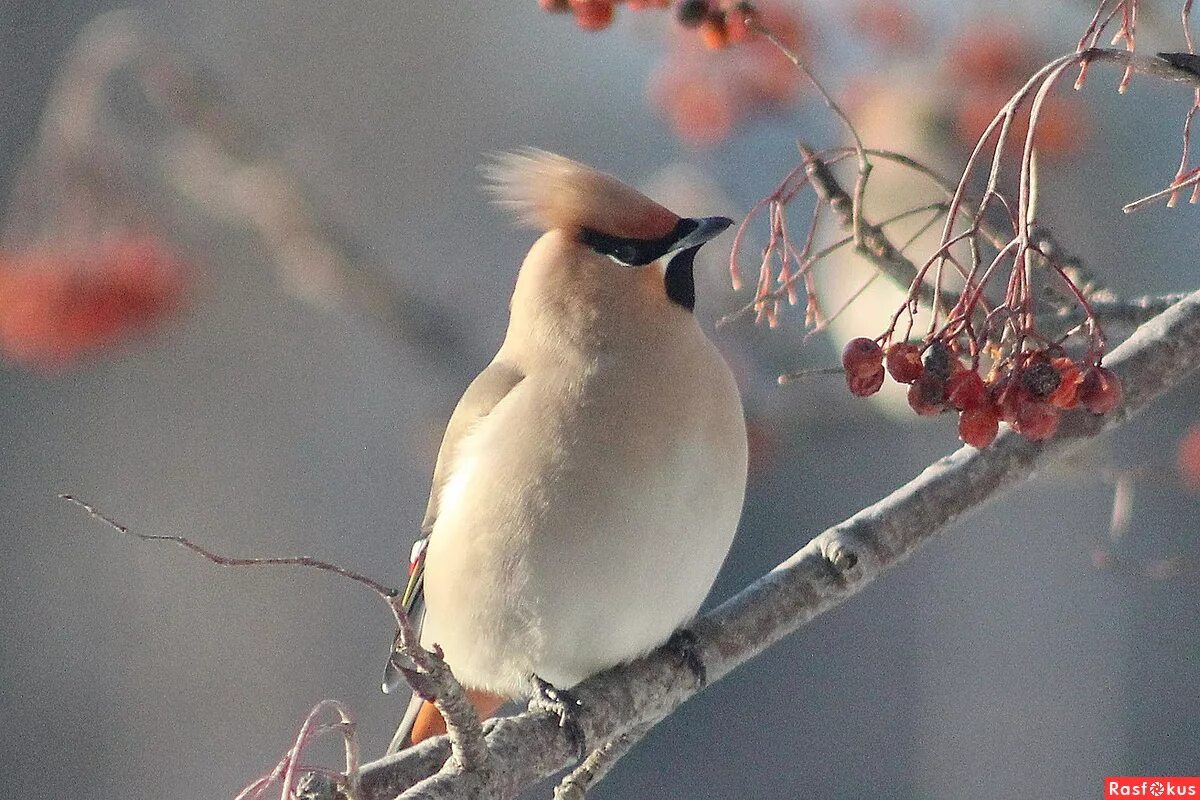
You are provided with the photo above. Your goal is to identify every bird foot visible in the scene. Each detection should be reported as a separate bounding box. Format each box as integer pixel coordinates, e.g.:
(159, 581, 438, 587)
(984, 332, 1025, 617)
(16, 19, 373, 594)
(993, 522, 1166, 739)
(529, 675, 587, 759)
(666, 627, 707, 689)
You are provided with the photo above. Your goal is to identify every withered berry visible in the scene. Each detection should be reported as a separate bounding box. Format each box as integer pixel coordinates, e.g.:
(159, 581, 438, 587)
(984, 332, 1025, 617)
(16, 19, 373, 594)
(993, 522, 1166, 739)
(958, 407, 1000, 448)
(842, 337, 884, 378)
(846, 364, 885, 397)
(1078, 366, 1122, 414)
(885, 342, 924, 384)
(907, 373, 946, 416)
(946, 369, 987, 411)
(1047, 357, 1082, 409)
(1013, 399, 1060, 441)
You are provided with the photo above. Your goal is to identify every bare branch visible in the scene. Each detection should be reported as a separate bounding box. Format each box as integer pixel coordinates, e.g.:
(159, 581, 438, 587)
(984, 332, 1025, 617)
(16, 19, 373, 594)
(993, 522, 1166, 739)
(325, 287, 1200, 799)
(60, 494, 491, 791)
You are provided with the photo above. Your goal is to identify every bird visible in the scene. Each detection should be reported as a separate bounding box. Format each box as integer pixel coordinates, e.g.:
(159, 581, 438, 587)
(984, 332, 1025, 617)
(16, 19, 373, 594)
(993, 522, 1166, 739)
(382, 149, 748, 753)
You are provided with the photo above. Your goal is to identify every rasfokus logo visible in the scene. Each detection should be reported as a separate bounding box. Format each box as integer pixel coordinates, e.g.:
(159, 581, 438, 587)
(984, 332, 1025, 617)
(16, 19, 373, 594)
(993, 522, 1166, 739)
(1106, 777, 1200, 797)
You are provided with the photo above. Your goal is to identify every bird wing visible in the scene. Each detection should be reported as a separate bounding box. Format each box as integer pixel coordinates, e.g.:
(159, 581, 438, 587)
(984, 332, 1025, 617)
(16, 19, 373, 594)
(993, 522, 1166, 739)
(381, 359, 524, 699)
(420, 359, 525, 536)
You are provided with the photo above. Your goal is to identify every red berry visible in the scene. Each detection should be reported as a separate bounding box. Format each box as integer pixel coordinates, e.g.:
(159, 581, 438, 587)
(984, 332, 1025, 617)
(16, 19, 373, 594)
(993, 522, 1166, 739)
(885, 342, 923, 384)
(846, 364, 885, 397)
(907, 373, 946, 416)
(1077, 366, 1122, 415)
(990, 372, 1027, 423)
(1013, 399, 1060, 441)
(946, 369, 987, 411)
(958, 407, 999, 448)
(1047, 357, 1082, 409)
(842, 337, 884, 378)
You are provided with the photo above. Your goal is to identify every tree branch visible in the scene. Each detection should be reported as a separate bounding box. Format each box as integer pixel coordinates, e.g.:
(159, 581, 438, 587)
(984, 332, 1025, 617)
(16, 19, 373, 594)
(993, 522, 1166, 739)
(329, 286, 1200, 799)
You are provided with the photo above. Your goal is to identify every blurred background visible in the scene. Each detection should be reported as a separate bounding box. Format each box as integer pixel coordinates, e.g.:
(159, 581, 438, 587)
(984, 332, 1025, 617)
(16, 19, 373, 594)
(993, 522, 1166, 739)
(0, 2, 1197, 798)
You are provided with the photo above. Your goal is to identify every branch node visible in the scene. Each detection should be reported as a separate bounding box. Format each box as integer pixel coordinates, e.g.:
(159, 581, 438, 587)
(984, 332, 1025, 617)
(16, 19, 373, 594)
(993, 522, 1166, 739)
(824, 541, 861, 577)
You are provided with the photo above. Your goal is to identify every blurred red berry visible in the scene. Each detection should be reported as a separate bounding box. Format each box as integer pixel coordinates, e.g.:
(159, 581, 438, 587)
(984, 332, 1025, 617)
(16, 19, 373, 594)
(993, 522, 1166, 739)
(944, 23, 1030, 90)
(842, 336, 884, 378)
(0, 237, 187, 371)
(846, 364, 885, 397)
(1013, 399, 1060, 441)
(847, 0, 923, 53)
(1177, 424, 1200, 493)
(1047, 357, 1082, 409)
(958, 407, 999, 448)
(649, 68, 736, 147)
(946, 369, 987, 411)
(725, 2, 759, 43)
(1077, 366, 1122, 415)
(885, 342, 923, 383)
(953, 87, 1088, 157)
(907, 373, 946, 416)
(651, 1, 807, 147)
(572, 0, 616, 30)
(700, 15, 730, 49)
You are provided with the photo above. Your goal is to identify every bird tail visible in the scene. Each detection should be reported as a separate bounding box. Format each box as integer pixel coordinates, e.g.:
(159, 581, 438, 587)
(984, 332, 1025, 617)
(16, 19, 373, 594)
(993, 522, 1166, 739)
(385, 690, 508, 755)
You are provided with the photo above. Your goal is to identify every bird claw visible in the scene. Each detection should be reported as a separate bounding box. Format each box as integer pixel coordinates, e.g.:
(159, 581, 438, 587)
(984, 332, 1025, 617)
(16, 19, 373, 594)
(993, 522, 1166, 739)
(529, 675, 587, 759)
(666, 627, 706, 689)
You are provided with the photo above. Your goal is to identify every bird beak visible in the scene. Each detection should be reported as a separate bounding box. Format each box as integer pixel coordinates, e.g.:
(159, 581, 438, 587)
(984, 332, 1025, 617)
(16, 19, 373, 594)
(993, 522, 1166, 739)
(670, 216, 734, 254)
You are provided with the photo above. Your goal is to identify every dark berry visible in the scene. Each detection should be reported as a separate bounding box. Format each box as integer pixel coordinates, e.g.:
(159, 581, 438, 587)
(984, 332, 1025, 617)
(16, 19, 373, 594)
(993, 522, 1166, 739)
(677, 0, 710, 27)
(907, 373, 946, 416)
(922, 340, 954, 381)
(1020, 357, 1062, 398)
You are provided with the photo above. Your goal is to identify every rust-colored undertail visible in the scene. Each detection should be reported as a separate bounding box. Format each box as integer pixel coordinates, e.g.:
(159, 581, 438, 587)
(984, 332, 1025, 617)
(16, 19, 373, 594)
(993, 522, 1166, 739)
(409, 689, 508, 745)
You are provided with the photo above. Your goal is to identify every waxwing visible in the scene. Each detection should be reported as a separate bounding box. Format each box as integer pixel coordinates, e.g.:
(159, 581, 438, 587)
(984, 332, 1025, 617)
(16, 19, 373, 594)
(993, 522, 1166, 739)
(383, 150, 747, 752)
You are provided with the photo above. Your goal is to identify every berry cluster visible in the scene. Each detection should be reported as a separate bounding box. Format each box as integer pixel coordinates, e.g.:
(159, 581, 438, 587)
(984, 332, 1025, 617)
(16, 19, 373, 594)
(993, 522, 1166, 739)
(842, 337, 1122, 448)
(675, 1, 761, 50)
(0, 236, 187, 371)
(538, 0, 760, 49)
(538, 0, 671, 32)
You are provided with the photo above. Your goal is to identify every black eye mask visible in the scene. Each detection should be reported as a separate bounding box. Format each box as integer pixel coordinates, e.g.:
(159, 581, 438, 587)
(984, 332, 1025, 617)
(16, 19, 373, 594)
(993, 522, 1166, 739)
(578, 218, 700, 267)
(577, 215, 731, 311)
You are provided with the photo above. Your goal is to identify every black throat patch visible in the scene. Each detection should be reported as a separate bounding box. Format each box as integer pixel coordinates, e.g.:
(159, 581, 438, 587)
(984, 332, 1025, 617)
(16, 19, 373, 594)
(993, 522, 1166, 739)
(664, 245, 699, 311)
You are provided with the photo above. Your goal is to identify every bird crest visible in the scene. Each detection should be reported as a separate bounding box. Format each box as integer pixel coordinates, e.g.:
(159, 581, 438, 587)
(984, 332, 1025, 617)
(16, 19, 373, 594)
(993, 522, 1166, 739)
(483, 149, 680, 240)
